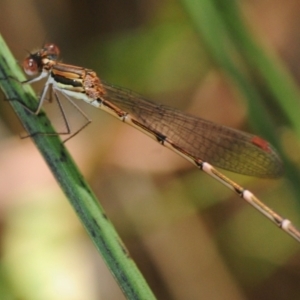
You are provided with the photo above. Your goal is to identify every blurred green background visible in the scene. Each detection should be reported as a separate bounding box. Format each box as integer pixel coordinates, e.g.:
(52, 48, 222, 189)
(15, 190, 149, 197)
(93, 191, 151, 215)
(1, 0, 300, 299)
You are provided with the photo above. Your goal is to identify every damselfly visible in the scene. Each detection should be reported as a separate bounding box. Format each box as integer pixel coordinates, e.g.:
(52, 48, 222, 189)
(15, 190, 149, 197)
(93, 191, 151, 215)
(20, 43, 300, 242)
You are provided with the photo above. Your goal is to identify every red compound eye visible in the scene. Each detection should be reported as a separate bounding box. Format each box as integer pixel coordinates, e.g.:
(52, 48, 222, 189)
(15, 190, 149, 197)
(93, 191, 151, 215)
(23, 57, 39, 76)
(43, 43, 60, 58)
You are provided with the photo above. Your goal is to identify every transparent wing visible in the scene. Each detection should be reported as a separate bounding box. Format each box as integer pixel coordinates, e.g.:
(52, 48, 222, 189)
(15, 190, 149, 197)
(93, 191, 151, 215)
(102, 82, 283, 178)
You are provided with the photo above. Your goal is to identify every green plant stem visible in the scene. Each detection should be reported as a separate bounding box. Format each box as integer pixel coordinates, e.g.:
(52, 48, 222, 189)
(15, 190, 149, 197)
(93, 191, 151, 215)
(0, 34, 156, 300)
(180, 0, 300, 202)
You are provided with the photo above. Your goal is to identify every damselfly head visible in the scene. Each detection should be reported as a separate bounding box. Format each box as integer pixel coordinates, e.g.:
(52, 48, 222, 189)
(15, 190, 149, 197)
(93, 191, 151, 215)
(23, 43, 60, 76)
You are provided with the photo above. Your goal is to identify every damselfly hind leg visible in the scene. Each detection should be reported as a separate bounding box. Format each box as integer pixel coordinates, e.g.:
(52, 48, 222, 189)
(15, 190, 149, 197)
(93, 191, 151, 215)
(55, 90, 92, 143)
